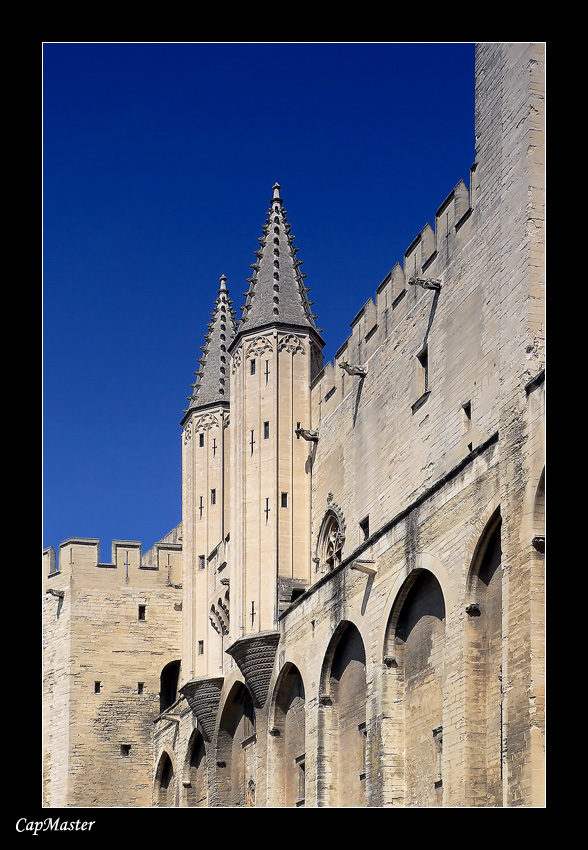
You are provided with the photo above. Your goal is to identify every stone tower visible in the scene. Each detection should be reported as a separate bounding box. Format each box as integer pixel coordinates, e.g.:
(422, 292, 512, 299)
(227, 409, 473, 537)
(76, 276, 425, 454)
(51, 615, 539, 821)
(224, 183, 324, 700)
(43, 44, 545, 809)
(181, 274, 237, 681)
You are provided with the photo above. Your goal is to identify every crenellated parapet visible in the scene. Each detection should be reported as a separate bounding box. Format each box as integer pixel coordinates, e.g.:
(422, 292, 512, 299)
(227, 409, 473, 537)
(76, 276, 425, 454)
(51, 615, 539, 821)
(311, 176, 475, 415)
(43, 532, 182, 591)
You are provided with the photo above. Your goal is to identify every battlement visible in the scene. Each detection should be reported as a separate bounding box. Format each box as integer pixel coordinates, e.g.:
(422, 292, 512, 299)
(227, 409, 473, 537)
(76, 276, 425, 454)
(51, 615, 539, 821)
(312, 176, 475, 408)
(43, 527, 182, 589)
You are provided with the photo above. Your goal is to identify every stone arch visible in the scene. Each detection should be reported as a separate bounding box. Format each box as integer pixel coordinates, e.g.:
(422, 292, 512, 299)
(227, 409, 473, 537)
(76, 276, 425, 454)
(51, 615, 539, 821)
(183, 728, 207, 807)
(383, 569, 446, 807)
(464, 508, 504, 806)
(462, 493, 501, 593)
(466, 506, 502, 597)
(319, 621, 367, 807)
(268, 663, 306, 807)
(216, 680, 256, 807)
(154, 750, 176, 807)
(381, 553, 452, 660)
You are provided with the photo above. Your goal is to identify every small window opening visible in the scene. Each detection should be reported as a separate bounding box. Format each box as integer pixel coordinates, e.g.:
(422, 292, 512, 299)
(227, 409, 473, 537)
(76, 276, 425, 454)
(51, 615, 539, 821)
(281, 492, 288, 508)
(264, 421, 270, 439)
(296, 754, 306, 803)
(138, 604, 146, 621)
(211, 488, 216, 505)
(250, 359, 256, 375)
(120, 744, 131, 756)
(198, 554, 205, 570)
(461, 401, 472, 433)
(359, 722, 367, 780)
(94, 681, 101, 694)
(160, 660, 181, 713)
(433, 726, 443, 787)
(198, 640, 204, 655)
(359, 516, 370, 540)
(138, 682, 144, 694)
(199, 433, 204, 447)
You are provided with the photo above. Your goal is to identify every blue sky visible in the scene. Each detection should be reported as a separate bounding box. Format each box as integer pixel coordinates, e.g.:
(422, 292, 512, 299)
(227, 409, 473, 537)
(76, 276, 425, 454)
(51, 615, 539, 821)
(43, 42, 476, 557)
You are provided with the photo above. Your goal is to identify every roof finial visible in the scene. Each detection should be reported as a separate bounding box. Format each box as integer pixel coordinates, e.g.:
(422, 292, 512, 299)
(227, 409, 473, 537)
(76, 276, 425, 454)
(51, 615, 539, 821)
(219, 274, 227, 292)
(272, 182, 282, 204)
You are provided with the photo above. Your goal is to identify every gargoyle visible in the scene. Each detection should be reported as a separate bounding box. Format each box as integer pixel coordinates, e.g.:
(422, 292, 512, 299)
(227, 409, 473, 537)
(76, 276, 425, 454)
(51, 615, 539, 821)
(295, 426, 319, 442)
(408, 276, 442, 291)
(339, 360, 367, 377)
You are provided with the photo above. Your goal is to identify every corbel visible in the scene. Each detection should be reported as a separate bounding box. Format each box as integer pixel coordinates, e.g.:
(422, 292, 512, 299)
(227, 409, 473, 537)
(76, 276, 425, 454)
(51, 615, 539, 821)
(350, 559, 377, 576)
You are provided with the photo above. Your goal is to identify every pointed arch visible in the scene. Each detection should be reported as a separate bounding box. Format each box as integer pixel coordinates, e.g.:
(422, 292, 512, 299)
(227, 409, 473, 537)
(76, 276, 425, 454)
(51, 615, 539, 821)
(465, 509, 504, 806)
(466, 507, 502, 597)
(382, 569, 446, 807)
(155, 750, 176, 807)
(183, 728, 207, 807)
(315, 499, 346, 573)
(319, 621, 367, 807)
(381, 553, 452, 662)
(216, 681, 256, 807)
(268, 663, 306, 806)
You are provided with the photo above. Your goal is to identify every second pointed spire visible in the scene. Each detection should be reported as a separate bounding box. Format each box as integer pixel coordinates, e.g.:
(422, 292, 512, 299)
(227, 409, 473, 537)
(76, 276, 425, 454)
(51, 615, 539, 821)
(185, 275, 237, 412)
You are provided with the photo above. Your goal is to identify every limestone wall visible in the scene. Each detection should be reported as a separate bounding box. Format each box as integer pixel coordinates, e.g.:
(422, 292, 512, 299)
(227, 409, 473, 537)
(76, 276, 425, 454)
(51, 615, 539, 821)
(46, 42, 545, 809)
(42, 538, 182, 807)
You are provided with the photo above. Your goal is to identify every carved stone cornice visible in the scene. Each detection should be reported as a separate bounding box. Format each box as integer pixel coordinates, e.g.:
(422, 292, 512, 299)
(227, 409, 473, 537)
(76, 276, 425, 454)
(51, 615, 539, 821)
(179, 676, 224, 742)
(225, 631, 280, 708)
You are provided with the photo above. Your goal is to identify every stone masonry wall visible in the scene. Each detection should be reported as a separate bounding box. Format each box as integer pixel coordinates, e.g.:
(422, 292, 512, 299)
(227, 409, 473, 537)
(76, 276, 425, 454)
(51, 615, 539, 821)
(43, 538, 182, 807)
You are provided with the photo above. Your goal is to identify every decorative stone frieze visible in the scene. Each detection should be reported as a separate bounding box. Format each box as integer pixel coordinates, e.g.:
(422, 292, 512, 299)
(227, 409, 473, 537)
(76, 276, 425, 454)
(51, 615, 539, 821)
(277, 332, 305, 355)
(194, 412, 219, 431)
(245, 334, 274, 358)
(231, 344, 242, 374)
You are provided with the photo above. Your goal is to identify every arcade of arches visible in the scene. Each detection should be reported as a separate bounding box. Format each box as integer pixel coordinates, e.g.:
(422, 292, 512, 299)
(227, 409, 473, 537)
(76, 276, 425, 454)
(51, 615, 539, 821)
(155, 515, 506, 807)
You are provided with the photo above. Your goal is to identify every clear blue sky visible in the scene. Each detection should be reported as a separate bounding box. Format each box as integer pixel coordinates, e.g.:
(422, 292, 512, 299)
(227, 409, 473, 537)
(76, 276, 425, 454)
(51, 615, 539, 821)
(43, 42, 476, 557)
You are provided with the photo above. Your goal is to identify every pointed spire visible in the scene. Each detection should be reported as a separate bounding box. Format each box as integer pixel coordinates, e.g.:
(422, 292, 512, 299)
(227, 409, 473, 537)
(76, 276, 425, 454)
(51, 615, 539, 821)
(236, 183, 321, 337)
(184, 275, 237, 413)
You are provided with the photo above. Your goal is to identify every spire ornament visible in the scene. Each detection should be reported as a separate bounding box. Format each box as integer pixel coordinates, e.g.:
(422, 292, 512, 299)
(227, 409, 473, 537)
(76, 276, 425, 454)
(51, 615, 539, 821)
(183, 275, 237, 417)
(234, 183, 322, 339)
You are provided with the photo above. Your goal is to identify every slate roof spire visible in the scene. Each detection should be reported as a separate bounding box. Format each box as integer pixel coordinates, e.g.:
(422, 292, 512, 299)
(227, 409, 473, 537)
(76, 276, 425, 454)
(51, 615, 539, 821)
(184, 274, 237, 414)
(236, 183, 321, 337)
